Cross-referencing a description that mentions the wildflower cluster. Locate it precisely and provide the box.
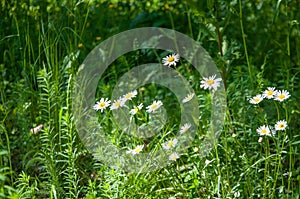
[92,53,223,162]
[93,90,164,156]
[249,87,290,104]
[249,87,290,141]
[161,53,221,161]
[162,53,222,92]
[93,90,138,112]
[256,119,288,142]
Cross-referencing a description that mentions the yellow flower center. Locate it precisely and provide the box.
[254,98,260,102]
[99,102,106,108]
[168,57,174,62]
[170,155,176,160]
[134,147,142,153]
[150,104,158,110]
[167,141,174,147]
[125,93,133,99]
[267,90,273,96]
[206,79,215,85]
[115,101,121,107]
[261,129,267,134]
[279,124,284,128]
[278,94,285,99]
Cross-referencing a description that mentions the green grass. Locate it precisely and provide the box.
[0,0,300,198]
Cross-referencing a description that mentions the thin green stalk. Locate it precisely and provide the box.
[214,143,225,198]
[270,124,283,198]
[187,9,194,39]
[239,0,252,88]
[287,137,292,195]
[274,101,280,121]
[79,2,91,41]
[168,12,181,56]
[213,2,231,188]
[3,127,13,184]
[265,102,282,198]
[223,118,230,188]
[214,1,236,141]
[214,1,225,82]
[283,103,292,195]
[263,138,270,199]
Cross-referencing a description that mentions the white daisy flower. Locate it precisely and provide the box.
[200,74,222,91]
[127,145,144,155]
[249,94,264,104]
[123,90,138,101]
[275,120,287,131]
[162,138,178,150]
[258,137,263,143]
[129,103,143,115]
[180,123,191,134]
[169,153,180,161]
[93,98,111,112]
[110,97,125,110]
[274,90,290,102]
[146,100,163,113]
[182,93,195,103]
[256,125,273,137]
[262,87,277,99]
[162,53,180,67]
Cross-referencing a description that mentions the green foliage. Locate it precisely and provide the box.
[0,0,299,198]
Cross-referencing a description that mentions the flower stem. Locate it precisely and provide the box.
[239,0,253,88]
